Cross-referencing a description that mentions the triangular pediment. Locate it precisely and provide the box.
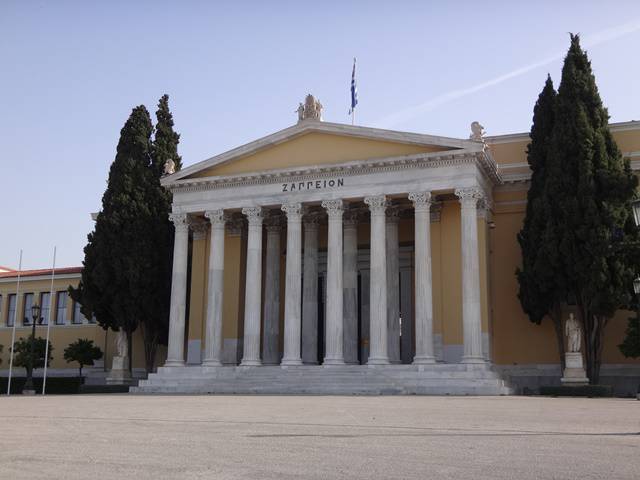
[166,121,474,183]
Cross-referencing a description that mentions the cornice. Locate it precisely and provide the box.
[165,149,502,194]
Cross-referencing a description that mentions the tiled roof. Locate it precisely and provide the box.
[0,267,82,279]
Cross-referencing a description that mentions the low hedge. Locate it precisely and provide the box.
[0,377,83,394]
[539,385,613,397]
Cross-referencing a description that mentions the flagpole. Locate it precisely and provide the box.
[41,246,56,395]
[7,250,23,395]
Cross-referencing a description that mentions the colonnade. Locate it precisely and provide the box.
[165,188,486,368]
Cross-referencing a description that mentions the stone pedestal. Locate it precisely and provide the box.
[561,352,588,385]
[107,356,134,385]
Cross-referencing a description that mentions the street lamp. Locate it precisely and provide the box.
[22,304,43,394]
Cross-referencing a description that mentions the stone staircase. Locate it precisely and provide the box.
[131,364,514,395]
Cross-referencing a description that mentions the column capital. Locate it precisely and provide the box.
[364,195,386,216]
[321,199,344,218]
[190,220,209,241]
[455,187,484,208]
[169,213,189,232]
[264,211,283,233]
[204,209,227,226]
[408,191,432,212]
[281,202,303,220]
[242,206,264,226]
[385,204,401,224]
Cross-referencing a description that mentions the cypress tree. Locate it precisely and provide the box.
[546,34,638,383]
[516,75,566,367]
[70,106,155,368]
[153,94,182,173]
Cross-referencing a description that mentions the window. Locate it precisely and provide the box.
[7,294,16,327]
[56,291,67,325]
[40,292,50,326]
[23,293,34,325]
[72,300,85,324]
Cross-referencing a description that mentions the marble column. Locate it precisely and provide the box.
[281,203,304,366]
[409,192,436,364]
[455,187,485,363]
[262,214,282,365]
[386,207,401,363]
[343,209,359,364]
[202,209,226,367]
[365,195,390,365]
[240,207,264,366]
[302,215,319,364]
[321,199,345,365]
[165,213,190,367]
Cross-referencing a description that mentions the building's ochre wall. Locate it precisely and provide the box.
[0,275,148,371]
[488,125,640,168]
[188,132,454,178]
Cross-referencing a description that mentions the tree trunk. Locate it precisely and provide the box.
[551,305,566,372]
[577,299,608,385]
[127,330,133,373]
[141,323,159,374]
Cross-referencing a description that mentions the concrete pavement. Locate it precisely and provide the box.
[0,395,638,479]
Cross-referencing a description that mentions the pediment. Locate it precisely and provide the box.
[167,122,474,183]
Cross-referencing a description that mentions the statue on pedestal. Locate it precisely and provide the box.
[107,328,133,386]
[561,313,589,385]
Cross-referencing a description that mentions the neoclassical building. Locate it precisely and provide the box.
[133,97,640,394]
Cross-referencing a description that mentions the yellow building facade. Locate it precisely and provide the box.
[0,268,148,380]
[3,101,638,394]
[135,100,640,394]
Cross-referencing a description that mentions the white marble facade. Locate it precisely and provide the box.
[161,121,497,369]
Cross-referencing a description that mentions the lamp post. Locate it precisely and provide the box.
[22,304,43,394]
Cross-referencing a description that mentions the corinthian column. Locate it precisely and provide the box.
[386,206,401,363]
[202,209,226,367]
[302,214,319,364]
[365,194,390,365]
[455,187,485,363]
[240,207,264,366]
[165,213,190,367]
[409,192,436,364]
[321,199,345,365]
[343,209,359,364]
[281,203,303,366]
[262,214,282,365]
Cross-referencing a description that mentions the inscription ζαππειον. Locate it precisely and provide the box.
[282,178,344,192]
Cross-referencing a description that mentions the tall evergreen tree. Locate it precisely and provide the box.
[516,75,566,367]
[545,34,638,383]
[70,105,155,367]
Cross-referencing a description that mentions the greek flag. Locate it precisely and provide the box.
[349,58,358,114]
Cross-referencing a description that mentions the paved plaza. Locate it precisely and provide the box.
[0,395,638,479]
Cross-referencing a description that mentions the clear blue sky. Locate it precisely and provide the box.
[2,1,640,269]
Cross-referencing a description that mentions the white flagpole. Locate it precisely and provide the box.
[7,250,23,395]
[41,246,56,395]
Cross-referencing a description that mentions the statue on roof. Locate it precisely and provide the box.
[163,158,176,176]
[470,121,486,142]
[297,94,323,123]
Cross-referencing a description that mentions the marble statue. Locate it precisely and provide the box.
[164,158,176,176]
[298,94,323,122]
[296,102,305,122]
[116,329,128,358]
[565,313,581,353]
[470,121,486,142]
